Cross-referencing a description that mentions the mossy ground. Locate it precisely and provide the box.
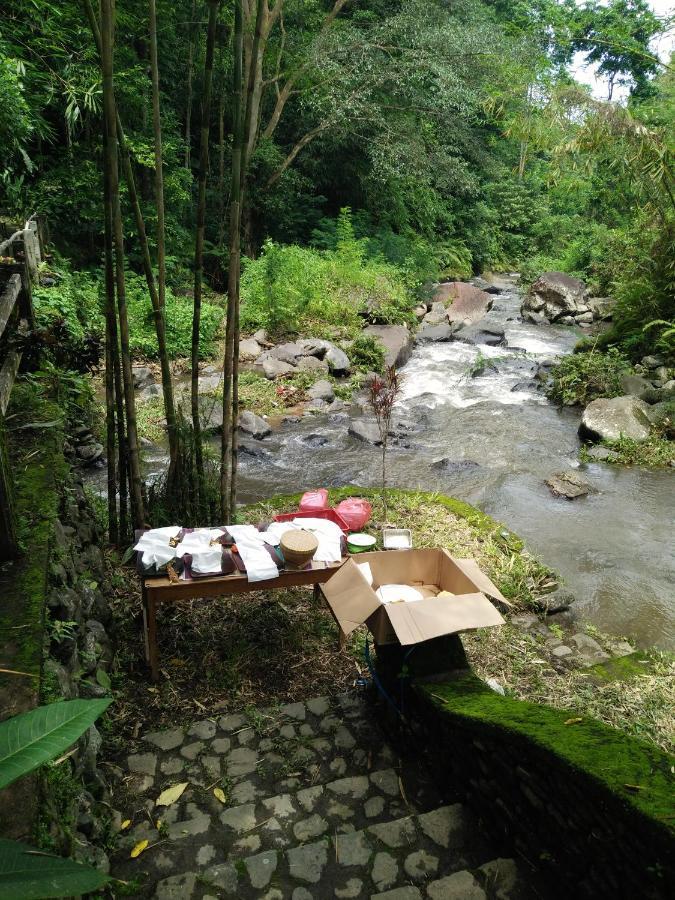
[0,384,66,678]
[425,672,675,830]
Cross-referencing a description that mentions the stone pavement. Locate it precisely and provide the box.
[111,692,532,898]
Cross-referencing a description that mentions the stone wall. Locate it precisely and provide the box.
[406,673,675,900]
[40,472,119,874]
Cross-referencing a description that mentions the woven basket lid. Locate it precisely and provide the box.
[280,529,319,555]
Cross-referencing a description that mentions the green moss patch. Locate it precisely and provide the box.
[424,673,675,830]
[0,386,66,678]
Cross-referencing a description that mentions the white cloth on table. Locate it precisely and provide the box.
[134,525,182,569]
[227,524,279,582]
[261,517,343,564]
[176,528,226,576]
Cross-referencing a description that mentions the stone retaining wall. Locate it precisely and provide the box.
[407,673,675,900]
[40,472,119,874]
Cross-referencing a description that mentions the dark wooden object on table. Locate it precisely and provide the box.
[141,562,344,681]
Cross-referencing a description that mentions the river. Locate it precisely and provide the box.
[91,276,675,649]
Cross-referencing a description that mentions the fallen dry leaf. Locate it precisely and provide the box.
[155,782,188,807]
[120,819,132,831]
[564,717,583,725]
[130,839,149,858]
[213,787,226,804]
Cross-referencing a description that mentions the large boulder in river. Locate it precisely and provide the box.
[363,324,413,368]
[434,282,493,326]
[416,323,456,343]
[453,323,505,347]
[523,272,590,323]
[348,419,382,445]
[238,410,271,439]
[579,396,652,443]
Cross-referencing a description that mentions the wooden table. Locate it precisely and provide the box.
[141,561,344,681]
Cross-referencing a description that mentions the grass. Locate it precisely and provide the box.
[462,624,674,754]
[580,433,674,467]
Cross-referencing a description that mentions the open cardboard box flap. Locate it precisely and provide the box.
[322,548,506,645]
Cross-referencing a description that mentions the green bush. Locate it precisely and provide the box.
[349,335,386,373]
[32,263,223,363]
[125,273,223,360]
[241,210,413,336]
[547,348,631,406]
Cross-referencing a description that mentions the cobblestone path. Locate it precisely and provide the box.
[111,692,532,899]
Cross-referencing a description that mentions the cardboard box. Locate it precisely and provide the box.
[321,549,506,646]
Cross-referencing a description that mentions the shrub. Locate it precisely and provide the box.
[547,348,631,406]
[350,335,386,373]
[124,273,223,360]
[32,263,223,363]
[241,210,413,337]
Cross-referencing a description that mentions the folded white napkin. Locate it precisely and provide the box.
[227,525,279,582]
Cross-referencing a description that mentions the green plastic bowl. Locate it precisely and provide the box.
[347,533,377,554]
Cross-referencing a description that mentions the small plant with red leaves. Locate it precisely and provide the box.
[367,365,402,523]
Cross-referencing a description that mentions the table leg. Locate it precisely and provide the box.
[143,588,160,682]
[312,583,320,602]
[338,629,347,650]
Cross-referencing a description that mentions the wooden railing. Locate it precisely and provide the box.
[0,217,40,560]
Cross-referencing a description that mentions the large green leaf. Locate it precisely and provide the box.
[0,699,111,790]
[0,838,109,899]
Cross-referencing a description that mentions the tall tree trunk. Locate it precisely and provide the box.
[221,0,244,522]
[113,329,128,542]
[84,0,179,490]
[103,127,118,545]
[191,0,220,513]
[185,0,198,169]
[217,89,227,250]
[148,0,180,487]
[222,0,265,519]
[101,0,145,529]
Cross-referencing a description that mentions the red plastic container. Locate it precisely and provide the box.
[273,508,350,534]
[335,498,372,531]
[299,489,329,512]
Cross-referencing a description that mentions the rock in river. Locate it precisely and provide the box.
[453,323,505,346]
[348,420,382,445]
[132,365,155,390]
[522,271,590,322]
[579,396,652,443]
[239,337,261,360]
[585,445,620,462]
[416,323,456,343]
[545,471,595,500]
[431,458,480,473]
[238,410,271,439]
[434,282,493,325]
[363,324,413,368]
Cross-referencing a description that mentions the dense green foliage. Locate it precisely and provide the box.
[32,263,222,362]
[547,348,631,406]
[0,0,671,356]
[240,210,414,336]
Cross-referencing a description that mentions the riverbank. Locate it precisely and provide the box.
[102,488,673,756]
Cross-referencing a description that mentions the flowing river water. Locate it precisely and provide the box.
[91,276,675,649]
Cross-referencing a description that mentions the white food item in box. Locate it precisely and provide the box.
[376,584,423,604]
